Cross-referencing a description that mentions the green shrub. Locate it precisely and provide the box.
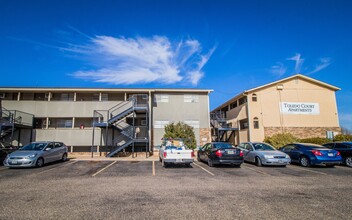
[334,134,352,141]
[264,133,299,149]
[299,137,330,145]
[163,122,197,149]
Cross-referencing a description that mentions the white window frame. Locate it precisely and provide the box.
[154,120,169,129]
[154,94,169,103]
[184,120,200,128]
[184,94,199,103]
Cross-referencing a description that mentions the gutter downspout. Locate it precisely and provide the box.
[243,92,251,142]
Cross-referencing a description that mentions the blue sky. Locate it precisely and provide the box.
[1,0,351,130]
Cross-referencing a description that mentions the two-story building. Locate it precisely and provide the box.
[211,74,341,144]
[0,88,212,156]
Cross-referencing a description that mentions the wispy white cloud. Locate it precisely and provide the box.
[286,53,304,73]
[64,35,215,86]
[306,57,332,75]
[269,54,332,77]
[269,62,287,77]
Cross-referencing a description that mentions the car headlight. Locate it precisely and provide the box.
[25,154,37,159]
[264,155,274,159]
[285,154,290,159]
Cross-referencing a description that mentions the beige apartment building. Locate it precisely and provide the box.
[211,74,341,144]
[0,88,212,156]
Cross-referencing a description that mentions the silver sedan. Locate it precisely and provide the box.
[238,142,290,167]
[3,141,68,168]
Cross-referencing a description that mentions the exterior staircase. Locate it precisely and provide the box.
[0,106,34,146]
[210,111,239,142]
[92,94,149,157]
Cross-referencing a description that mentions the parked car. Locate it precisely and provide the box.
[159,138,194,167]
[280,143,342,167]
[323,142,352,167]
[197,142,244,167]
[3,141,68,168]
[0,142,17,165]
[238,142,290,167]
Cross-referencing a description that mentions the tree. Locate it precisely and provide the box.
[163,122,197,149]
[341,127,352,135]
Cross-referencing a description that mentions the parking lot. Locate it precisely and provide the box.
[1,159,352,220]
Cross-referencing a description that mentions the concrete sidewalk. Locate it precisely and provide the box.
[68,153,159,162]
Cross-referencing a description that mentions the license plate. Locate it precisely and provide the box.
[11,160,18,164]
[176,159,182,162]
[328,153,333,157]
[227,150,234,154]
[278,160,283,163]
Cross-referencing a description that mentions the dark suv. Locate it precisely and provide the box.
[323,142,352,167]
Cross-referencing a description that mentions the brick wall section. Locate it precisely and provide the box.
[199,128,211,146]
[264,127,341,139]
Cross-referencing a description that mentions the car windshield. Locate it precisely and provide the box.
[213,143,234,149]
[19,143,47,151]
[253,143,275,151]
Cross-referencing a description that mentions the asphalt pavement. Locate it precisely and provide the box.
[0,159,351,220]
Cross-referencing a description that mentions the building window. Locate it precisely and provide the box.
[74,118,93,128]
[184,120,200,128]
[252,94,257,102]
[230,101,238,109]
[184,95,199,103]
[154,120,169,128]
[239,97,247,105]
[253,117,259,129]
[154,94,169,103]
[51,93,74,101]
[34,118,46,129]
[239,119,249,129]
[101,93,108,101]
[48,118,73,128]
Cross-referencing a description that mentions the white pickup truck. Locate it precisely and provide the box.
[159,139,194,167]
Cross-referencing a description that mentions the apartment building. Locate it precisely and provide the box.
[0,88,212,156]
[211,74,341,144]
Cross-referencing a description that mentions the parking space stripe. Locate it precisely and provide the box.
[152,161,155,176]
[287,165,329,175]
[36,161,78,175]
[92,161,117,177]
[193,162,215,176]
[242,164,271,176]
[0,167,8,171]
[335,166,352,171]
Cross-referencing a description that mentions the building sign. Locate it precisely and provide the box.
[280,102,320,115]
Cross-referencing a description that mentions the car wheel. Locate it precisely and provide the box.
[345,157,352,167]
[36,158,44,167]
[299,156,310,167]
[159,157,162,162]
[162,160,167,168]
[61,153,67,162]
[255,157,262,167]
[207,159,214,167]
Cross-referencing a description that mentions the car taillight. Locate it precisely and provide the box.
[163,152,167,158]
[337,151,341,156]
[191,150,195,157]
[311,150,323,156]
[239,150,243,157]
[215,150,222,157]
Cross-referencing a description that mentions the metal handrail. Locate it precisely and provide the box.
[1,107,34,126]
